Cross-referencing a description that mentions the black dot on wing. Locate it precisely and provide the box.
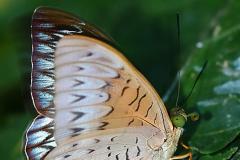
[126,79,131,83]
[64,154,71,158]
[110,136,117,142]
[86,52,93,56]
[88,149,95,154]
[72,143,77,147]
[135,137,138,144]
[78,66,84,70]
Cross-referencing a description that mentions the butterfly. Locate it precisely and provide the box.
[24,7,194,160]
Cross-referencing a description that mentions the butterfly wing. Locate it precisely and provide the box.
[25,7,175,160]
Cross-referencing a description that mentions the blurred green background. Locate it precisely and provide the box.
[0,0,240,159]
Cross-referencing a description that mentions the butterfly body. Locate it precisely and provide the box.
[25,7,183,160]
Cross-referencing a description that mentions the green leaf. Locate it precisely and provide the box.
[199,147,238,160]
[232,148,240,160]
[181,9,240,155]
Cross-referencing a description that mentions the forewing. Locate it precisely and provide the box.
[25,7,173,160]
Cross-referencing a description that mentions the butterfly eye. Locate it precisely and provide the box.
[188,112,200,121]
[170,107,187,127]
[171,115,186,128]
[170,107,199,127]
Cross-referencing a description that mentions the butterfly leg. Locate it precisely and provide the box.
[180,142,191,150]
[170,143,192,160]
[170,152,192,160]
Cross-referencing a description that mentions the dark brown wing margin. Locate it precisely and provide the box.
[26,7,113,160]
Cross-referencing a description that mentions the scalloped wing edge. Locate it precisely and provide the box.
[26,7,114,159]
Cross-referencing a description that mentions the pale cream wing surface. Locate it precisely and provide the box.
[44,35,173,159]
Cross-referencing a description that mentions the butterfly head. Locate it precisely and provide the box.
[170,107,199,128]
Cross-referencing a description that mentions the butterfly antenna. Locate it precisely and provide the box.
[162,13,181,103]
[175,13,181,107]
[175,72,181,106]
[177,13,181,55]
[180,61,208,106]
